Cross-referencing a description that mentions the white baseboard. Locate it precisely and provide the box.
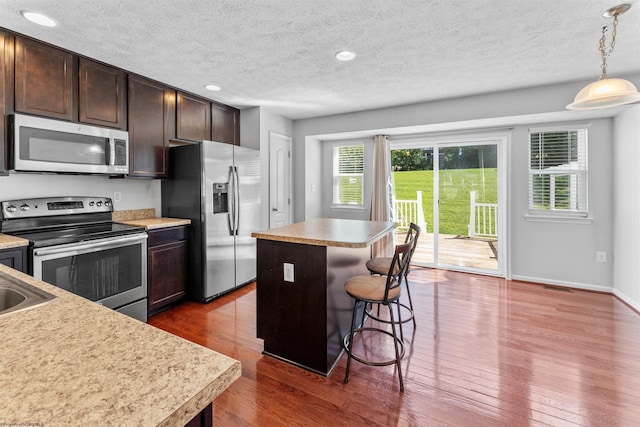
[612,288,640,313]
[510,275,613,293]
[510,275,640,314]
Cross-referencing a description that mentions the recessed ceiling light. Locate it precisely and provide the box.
[205,84,221,91]
[335,50,357,62]
[20,10,57,27]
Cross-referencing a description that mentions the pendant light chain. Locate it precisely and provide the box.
[599,14,619,79]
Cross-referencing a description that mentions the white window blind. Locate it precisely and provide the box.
[528,127,588,216]
[333,144,364,206]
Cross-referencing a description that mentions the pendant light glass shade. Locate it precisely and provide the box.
[566,77,640,110]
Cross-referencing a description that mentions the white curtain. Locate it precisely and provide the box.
[371,134,394,258]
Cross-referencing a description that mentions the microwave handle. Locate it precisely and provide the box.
[106,139,114,166]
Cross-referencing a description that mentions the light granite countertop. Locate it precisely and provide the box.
[0,264,240,426]
[113,209,191,230]
[251,218,397,248]
[0,234,29,250]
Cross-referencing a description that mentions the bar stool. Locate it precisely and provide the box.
[343,239,414,391]
[365,223,421,338]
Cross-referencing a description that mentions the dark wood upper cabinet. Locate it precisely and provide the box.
[127,75,175,178]
[176,92,211,142]
[0,31,13,175]
[79,58,126,129]
[14,36,75,121]
[211,103,240,146]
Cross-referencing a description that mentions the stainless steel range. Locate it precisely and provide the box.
[0,196,148,321]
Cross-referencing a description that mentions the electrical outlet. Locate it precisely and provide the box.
[114,192,121,202]
[596,251,607,263]
[283,263,294,282]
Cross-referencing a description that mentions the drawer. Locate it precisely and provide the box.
[147,226,187,247]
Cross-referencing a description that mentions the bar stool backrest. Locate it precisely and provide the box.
[404,223,421,276]
[383,238,414,301]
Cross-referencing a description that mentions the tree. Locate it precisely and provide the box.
[391,148,432,171]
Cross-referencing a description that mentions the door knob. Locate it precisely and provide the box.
[272,208,278,212]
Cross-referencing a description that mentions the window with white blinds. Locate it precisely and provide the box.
[333,143,364,206]
[528,126,588,216]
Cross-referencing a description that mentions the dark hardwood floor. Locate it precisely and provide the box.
[148,268,640,426]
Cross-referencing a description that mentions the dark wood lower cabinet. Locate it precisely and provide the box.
[0,247,27,273]
[185,403,212,427]
[147,226,187,316]
[256,239,369,375]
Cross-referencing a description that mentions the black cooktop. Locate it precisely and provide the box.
[10,222,145,248]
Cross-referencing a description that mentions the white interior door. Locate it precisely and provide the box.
[269,131,292,228]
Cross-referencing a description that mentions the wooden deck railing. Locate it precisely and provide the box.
[468,190,497,238]
[392,191,427,231]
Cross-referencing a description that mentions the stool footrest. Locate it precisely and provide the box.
[343,327,405,367]
[366,302,414,326]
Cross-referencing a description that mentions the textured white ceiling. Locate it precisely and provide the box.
[0,0,639,120]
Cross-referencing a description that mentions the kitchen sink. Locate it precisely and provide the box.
[0,274,57,317]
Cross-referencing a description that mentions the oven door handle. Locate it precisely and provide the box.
[33,234,148,257]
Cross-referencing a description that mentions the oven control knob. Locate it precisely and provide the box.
[6,205,17,213]
[20,204,30,211]
[105,201,112,207]
[96,201,103,207]
[89,201,95,206]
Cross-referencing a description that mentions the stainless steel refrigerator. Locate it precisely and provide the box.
[161,140,261,302]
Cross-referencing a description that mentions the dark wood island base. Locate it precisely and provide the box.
[253,218,396,375]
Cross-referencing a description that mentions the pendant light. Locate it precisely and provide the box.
[566,4,640,110]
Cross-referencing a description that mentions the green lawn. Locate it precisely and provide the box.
[392,168,498,235]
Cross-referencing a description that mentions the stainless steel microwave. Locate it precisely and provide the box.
[10,114,129,175]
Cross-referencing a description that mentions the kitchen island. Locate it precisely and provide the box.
[252,218,396,375]
[0,264,240,426]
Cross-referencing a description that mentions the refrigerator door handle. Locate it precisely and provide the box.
[233,166,240,235]
[227,166,234,236]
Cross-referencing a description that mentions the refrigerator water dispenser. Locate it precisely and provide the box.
[212,183,228,214]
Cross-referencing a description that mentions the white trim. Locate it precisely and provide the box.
[529,123,591,133]
[613,288,640,313]
[524,214,593,224]
[330,204,366,211]
[391,130,511,148]
[511,274,612,293]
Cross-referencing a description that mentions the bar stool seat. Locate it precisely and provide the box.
[344,274,401,301]
[365,257,398,275]
[343,239,414,392]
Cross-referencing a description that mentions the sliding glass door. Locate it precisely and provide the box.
[391,146,435,264]
[437,143,499,272]
[391,134,506,276]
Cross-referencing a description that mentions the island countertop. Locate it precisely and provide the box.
[0,264,240,426]
[251,218,396,248]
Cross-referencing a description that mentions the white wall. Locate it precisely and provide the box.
[304,136,322,220]
[613,104,640,312]
[240,106,293,230]
[321,137,374,220]
[0,173,161,213]
[291,74,640,295]
[508,119,613,291]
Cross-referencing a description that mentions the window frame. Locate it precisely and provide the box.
[527,124,589,219]
[332,142,365,208]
